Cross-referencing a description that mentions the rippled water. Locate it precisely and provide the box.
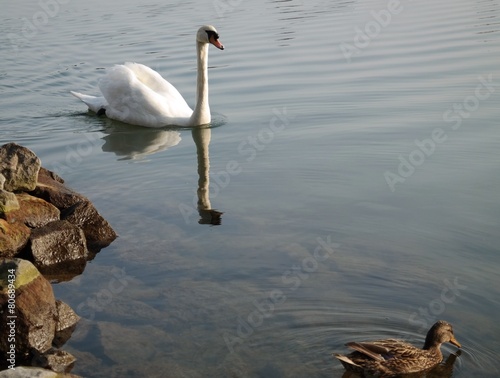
[1,0,499,377]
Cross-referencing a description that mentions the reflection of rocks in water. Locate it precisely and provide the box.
[89,296,164,323]
[70,322,182,378]
[100,123,181,160]
[70,319,251,378]
[98,322,172,365]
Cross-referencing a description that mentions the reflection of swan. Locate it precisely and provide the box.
[192,127,223,225]
[101,122,181,159]
[71,25,224,128]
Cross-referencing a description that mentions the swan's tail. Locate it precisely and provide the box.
[70,91,108,113]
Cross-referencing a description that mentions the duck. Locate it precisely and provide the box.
[71,25,224,128]
[334,320,461,377]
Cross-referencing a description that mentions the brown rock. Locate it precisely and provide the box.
[30,221,88,278]
[0,258,56,359]
[0,219,30,258]
[0,143,41,192]
[32,168,86,210]
[61,201,117,253]
[33,168,117,254]
[4,193,60,228]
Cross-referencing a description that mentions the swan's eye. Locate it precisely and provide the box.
[205,30,219,40]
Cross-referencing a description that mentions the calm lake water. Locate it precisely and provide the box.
[1,0,499,376]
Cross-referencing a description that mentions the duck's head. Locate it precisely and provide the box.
[197,25,224,50]
[424,320,461,349]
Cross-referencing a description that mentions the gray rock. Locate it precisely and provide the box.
[30,221,88,278]
[0,143,41,192]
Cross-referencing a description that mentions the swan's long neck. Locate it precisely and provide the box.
[190,41,210,126]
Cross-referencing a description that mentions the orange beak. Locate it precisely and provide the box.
[209,35,224,50]
[449,335,461,348]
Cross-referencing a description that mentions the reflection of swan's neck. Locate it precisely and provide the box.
[190,42,210,126]
[193,127,211,210]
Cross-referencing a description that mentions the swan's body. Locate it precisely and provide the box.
[71,25,224,128]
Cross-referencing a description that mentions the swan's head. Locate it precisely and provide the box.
[197,25,224,50]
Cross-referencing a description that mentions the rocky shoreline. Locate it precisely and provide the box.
[0,143,117,376]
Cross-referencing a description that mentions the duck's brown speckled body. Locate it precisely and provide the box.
[334,320,461,377]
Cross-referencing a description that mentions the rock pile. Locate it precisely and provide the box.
[0,142,116,279]
[0,142,117,376]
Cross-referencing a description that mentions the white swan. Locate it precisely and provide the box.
[71,25,224,128]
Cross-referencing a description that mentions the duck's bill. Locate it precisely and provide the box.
[209,36,224,50]
[450,336,461,348]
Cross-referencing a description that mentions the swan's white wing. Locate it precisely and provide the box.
[123,63,190,104]
[98,63,193,127]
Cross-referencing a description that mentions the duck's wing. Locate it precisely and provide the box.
[346,342,389,361]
